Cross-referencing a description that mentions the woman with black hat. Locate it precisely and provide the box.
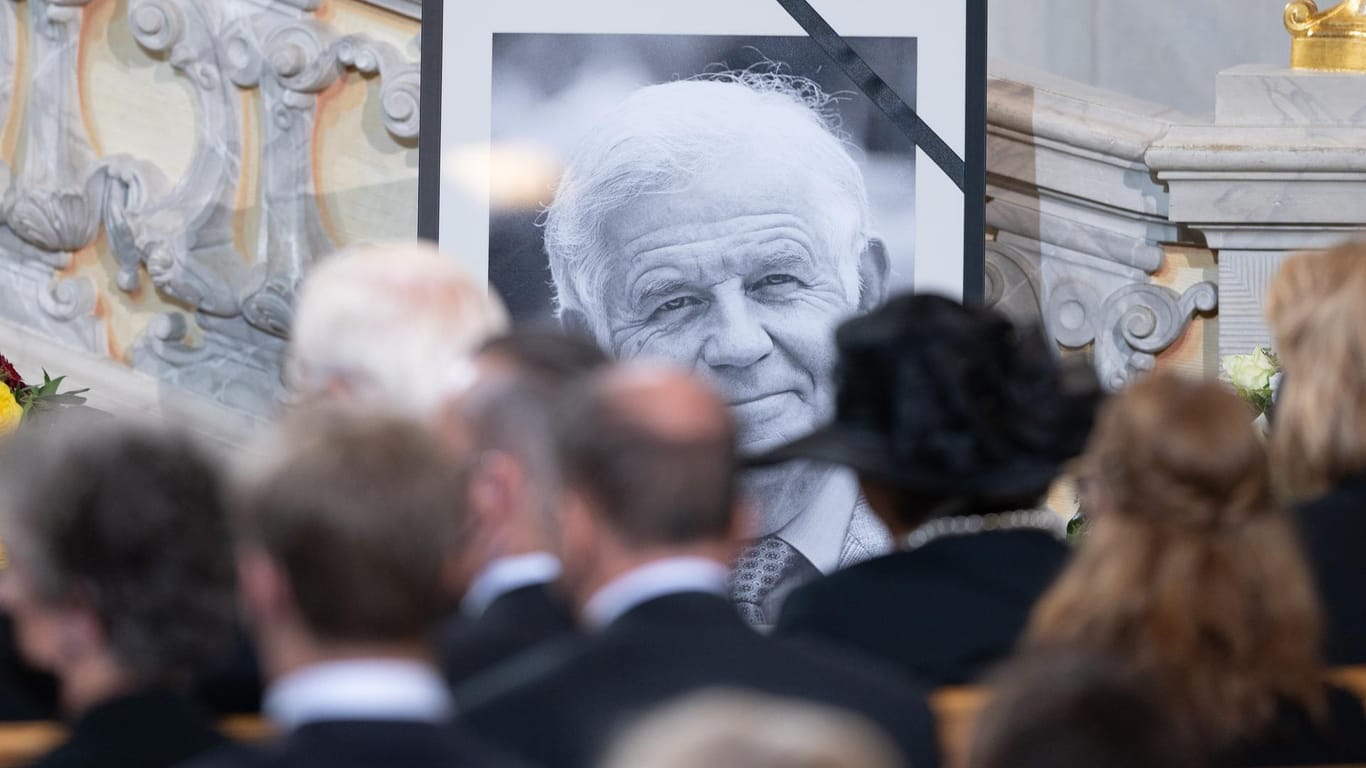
[761,293,1099,687]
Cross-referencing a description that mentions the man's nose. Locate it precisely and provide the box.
[701,290,773,369]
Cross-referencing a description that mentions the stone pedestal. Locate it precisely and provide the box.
[1148,64,1366,360]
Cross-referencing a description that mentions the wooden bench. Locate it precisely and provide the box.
[0,715,270,768]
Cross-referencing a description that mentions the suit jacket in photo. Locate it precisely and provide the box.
[460,591,939,768]
[440,582,577,687]
[1294,473,1366,665]
[187,721,520,768]
[31,689,227,768]
[776,529,1071,687]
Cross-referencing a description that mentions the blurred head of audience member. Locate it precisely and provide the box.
[552,364,740,616]
[1027,373,1325,752]
[442,330,609,591]
[602,689,904,768]
[1265,243,1366,670]
[435,330,608,686]
[0,421,235,715]
[968,650,1201,768]
[234,408,468,717]
[286,241,508,417]
[756,293,1099,538]
[0,420,235,767]
[1265,242,1366,502]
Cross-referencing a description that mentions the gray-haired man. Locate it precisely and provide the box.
[544,73,892,625]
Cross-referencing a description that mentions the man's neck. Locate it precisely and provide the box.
[577,547,732,629]
[462,551,562,616]
[262,647,452,730]
[263,636,435,684]
[60,656,137,717]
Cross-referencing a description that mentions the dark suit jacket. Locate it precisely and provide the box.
[186,720,518,768]
[0,614,58,720]
[1214,685,1366,767]
[1294,473,1366,665]
[776,529,1071,687]
[31,689,226,768]
[461,591,939,768]
[440,583,577,687]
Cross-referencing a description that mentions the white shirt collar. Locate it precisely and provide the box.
[776,469,859,573]
[461,551,562,618]
[583,557,730,630]
[263,659,453,730]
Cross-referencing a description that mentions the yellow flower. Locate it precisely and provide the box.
[0,384,22,438]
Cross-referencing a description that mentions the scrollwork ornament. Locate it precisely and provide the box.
[1095,282,1218,390]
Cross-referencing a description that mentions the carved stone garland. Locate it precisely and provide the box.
[0,0,422,417]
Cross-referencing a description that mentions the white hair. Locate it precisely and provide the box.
[602,689,903,768]
[287,241,508,417]
[544,71,872,338]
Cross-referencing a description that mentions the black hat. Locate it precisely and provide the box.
[749,294,1102,499]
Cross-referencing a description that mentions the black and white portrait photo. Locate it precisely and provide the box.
[483,34,919,622]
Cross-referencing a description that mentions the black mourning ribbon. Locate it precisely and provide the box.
[773,0,967,192]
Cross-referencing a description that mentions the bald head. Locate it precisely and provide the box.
[556,365,738,547]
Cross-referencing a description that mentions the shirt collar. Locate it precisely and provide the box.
[263,659,453,731]
[461,551,562,618]
[776,469,859,573]
[583,557,730,630]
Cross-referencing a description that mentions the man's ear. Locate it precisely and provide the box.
[468,451,524,556]
[237,547,291,629]
[857,237,891,312]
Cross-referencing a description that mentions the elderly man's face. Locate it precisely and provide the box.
[593,148,869,453]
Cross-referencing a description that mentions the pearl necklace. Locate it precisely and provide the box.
[899,509,1065,551]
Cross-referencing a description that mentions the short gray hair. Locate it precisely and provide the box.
[544,71,871,337]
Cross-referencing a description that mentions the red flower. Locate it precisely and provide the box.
[0,354,26,391]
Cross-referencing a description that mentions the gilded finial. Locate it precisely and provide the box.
[1286,0,1366,72]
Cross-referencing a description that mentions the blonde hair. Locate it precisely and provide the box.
[1027,374,1325,750]
[602,689,903,768]
[287,241,508,417]
[1265,243,1366,500]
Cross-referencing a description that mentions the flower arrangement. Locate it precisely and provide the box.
[1221,347,1281,417]
[0,353,89,439]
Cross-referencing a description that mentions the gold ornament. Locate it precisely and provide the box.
[1286,0,1366,72]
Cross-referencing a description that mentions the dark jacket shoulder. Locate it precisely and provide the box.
[441,583,577,687]
[1215,685,1366,767]
[1294,474,1366,665]
[183,721,522,768]
[32,690,225,768]
[464,592,938,768]
[777,529,1070,686]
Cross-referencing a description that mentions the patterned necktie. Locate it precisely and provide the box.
[729,536,820,629]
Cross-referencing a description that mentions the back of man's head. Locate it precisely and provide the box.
[287,241,508,416]
[476,328,608,388]
[554,366,737,547]
[235,407,468,645]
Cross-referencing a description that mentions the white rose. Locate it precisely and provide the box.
[1224,349,1277,392]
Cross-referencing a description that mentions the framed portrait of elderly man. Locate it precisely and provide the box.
[420,0,987,625]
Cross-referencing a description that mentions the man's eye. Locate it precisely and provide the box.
[755,274,801,288]
[654,296,701,315]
